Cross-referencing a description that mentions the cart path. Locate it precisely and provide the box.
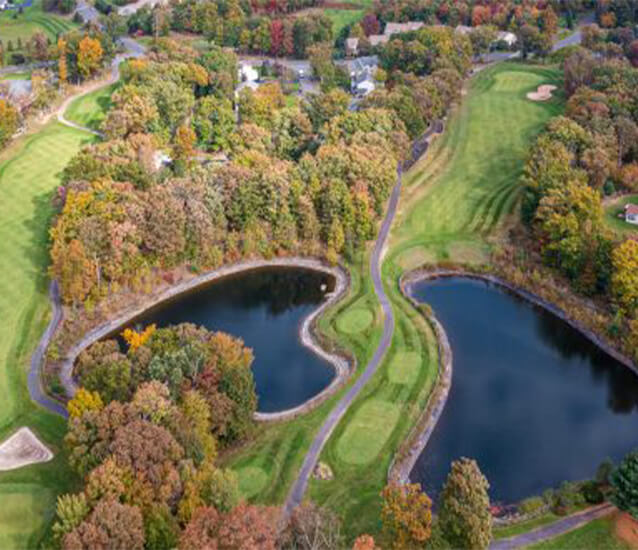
[284,123,443,515]
[490,503,615,550]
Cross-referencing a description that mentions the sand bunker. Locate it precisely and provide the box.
[527,84,557,101]
[0,427,53,470]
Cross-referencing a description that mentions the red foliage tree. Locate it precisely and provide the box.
[270,19,285,56]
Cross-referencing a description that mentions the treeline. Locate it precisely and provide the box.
[521,47,638,360]
[128,0,333,58]
[372,0,565,31]
[49,38,428,307]
[55,322,277,549]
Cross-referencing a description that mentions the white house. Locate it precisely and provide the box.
[496,31,518,47]
[625,204,638,225]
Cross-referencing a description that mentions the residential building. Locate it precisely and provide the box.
[625,204,638,225]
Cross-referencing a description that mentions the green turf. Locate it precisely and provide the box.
[236,466,268,500]
[0,122,94,546]
[0,1,76,44]
[604,194,638,238]
[336,400,401,465]
[529,516,630,550]
[336,307,374,335]
[387,351,421,386]
[64,82,118,131]
[390,63,563,268]
[0,72,31,81]
[324,8,364,35]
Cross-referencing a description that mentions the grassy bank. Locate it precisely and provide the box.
[530,515,630,550]
[64,82,118,131]
[0,1,76,43]
[0,122,94,547]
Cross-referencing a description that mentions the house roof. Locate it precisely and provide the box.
[346,38,359,51]
[369,34,390,46]
[383,21,424,35]
[625,204,638,215]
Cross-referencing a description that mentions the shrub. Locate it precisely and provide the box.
[603,180,616,196]
[581,481,604,504]
[519,496,546,515]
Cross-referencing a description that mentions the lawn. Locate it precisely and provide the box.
[0,1,77,44]
[530,516,630,550]
[389,63,563,269]
[604,194,638,238]
[64,82,118,130]
[0,122,94,546]
[324,8,365,35]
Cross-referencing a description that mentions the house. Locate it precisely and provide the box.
[383,21,424,35]
[625,204,638,225]
[349,56,378,97]
[345,38,359,57]
[369,34,390,47]
[496,31,517,47]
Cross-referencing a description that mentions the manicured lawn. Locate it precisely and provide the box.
[0,1,76,44]
[604,194,638,238]
[0,122,93,546]
[324,8,364,35]
[0,72,31,80]
[530,516,630,550]
[65,82,118,130]
[390,63,563,269]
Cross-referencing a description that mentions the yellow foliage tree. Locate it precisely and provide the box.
[612,239,638,315]
[381,483,432,549]
[77,35,104,80]
[122,324,156,352]
[57,38,67,88]
[67,388,104,418]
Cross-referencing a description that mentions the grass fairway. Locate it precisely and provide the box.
[0,122,93,546]
[529,516,630,550]
[390,63,563,267]
[0,1,76,43]
[604,194,638,238]
[65,82,118,131]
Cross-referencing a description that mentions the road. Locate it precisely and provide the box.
[490,503,615,549]
[28,37,146,418]
[284,123,443,515]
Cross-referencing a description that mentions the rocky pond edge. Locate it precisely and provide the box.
[388,267,638,487]
[46,257,353,422]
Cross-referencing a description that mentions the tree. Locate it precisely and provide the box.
[469,26,497,62]
[68,388,104,419]
[52,493,90,543]
[122,324,156,353]
[179,504,279,550]
[611,239,638,314]
[63,499,144,550]
[29,31,49,61]
[439,458,492,550]
[380,483,432,549]
[353,534,378,550]
[280,502,343,549]
[51,239,94,307]
[611,450,638,519]
[77,35,104,80]
[0,98,19,149]
[58,37,68,88]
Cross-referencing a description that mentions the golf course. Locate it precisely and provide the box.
[0,122,94,546]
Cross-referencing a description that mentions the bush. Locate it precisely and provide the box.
[581,481,604,504]
[603,180,616,196]
[519,496,546,515]
[552,481,585,515]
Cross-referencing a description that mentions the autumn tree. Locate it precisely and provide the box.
[77,35,104,80]
[63,498,145,550]
[439,458,492,550]
[68,388,104,419]
[280,502,343,549]
[51,239,94,307]
[52,493,90,543]
[611,239,638,315]
[0,99,19,149]
[58,38,68,88]
[353,534,378,550]
[179,504,279,550]
[381,483,432,549]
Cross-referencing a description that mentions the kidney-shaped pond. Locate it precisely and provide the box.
[409,277,638,504]
[120,267,336,413]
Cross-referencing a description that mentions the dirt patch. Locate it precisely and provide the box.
[0,427,53,471]
[615,512,638,549]
[527,84,557,102]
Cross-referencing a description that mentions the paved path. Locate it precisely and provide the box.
[490,503,615,549]
[283,124,442,515]
[27,37,146,419]
[56,37,146,136]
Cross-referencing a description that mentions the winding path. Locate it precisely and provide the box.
[490,503,615,549]
[284,124,442,514]
[26,37,146,418]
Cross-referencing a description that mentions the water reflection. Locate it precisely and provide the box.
[410,277,638,503]
[121,267,336,412]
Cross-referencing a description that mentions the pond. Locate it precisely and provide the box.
[120,267,336,413]
[409,277,638,504]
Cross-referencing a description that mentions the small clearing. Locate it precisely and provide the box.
[0,428,53,471]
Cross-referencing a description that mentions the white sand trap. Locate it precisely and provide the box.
[527,84,557,101]
[0,427,53,470]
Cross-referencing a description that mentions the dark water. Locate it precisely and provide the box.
[410,277,638,504]
[120,267,336,412]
